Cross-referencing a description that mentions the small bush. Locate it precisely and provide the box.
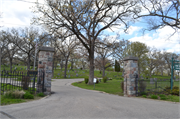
[4,90,25,99]
[23,92,34,99]
[142,95,146,98]
[13,90,25,99]
[84,78,89,84]
[121,81,124,92]
[151,95,158,99]
[140,92,147,96]
[160,97,167,100]
[159,94,166,98]
[171,86,179,96]
[164,86,171,94]
[109,78,112,80]
[103,77,107,83]
[37,92,45,97]
[4,91,14,99]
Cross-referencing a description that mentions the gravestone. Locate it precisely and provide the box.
[123,56,138,97]
[37,46,55,95]
[154,78,157,81]
[150,78,154,84]
[76,73,78,77]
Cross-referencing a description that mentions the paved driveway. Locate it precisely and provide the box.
[1,79,180,119]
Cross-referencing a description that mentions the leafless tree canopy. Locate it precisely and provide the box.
[33,0,140,84]
[134,0,180,33]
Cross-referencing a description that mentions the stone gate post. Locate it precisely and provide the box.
[37,46,55,95]
[123,56,138,97]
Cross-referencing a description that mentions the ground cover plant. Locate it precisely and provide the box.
[1,89,45,105]
[0,83,44,105]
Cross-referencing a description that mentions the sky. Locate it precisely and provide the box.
[0,0,180,55]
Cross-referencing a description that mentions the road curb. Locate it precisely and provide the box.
[0,111,16,119]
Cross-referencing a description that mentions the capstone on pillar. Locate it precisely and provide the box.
[37,46,55,95]
[123,56,138,97]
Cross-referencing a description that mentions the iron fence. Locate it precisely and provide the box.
[0,70,42,94]
[137,78,178,95]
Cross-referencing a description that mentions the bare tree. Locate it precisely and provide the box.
[134,0,180,34]
[95,37,115,77]
[154,50,165,76]
[54,35,79,78]
[33,0,141,84]
[147,47,158,76]
[112,39,130,68]
[1,29,19,72]
[12,27,48,70]
[0,31,8,66]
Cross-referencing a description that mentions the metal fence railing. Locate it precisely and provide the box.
[0,70,40,94]
[137,78,179,95]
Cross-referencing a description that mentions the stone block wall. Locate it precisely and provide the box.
[37,47,54,95]
[123,56,138,97]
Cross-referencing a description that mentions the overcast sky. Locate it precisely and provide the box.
[0,0,180,54]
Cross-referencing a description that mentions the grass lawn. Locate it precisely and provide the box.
[72,79,124,96]
[1,94,43,105]
[53,68,123,79]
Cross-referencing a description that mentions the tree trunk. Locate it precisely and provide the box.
[27,55,31,70]
[149,68,152,77]
[102,67,105,78]
[161,67,163,76]
[60,60,63,71]
[102,58,105,77]
[10,58,12,72]
[64,58,68,78]
[71,59,74,70]
[88,44,94,85]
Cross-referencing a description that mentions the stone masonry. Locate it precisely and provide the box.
[37,47,55,95]
[123,56,138,97]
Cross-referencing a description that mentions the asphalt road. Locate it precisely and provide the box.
[1,79,180,119]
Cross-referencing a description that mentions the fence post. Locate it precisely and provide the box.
[123,56,138,97]
[37,47,55,95]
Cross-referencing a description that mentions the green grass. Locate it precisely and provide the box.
[52,68,123,79]
[1,96,26,105]
[1,94,43,105]
[72,79,123,96]
[0,89,43,105]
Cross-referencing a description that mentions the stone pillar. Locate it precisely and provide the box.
[37,46,55,95]
[123,56,138,97]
